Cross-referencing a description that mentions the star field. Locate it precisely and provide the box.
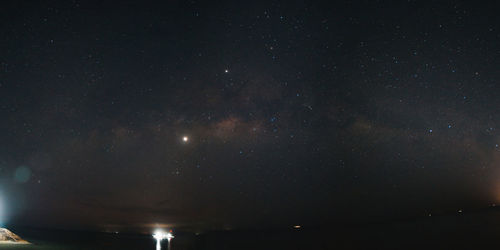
[1,0,500,232]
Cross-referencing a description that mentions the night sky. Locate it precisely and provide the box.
[1,0,500,233]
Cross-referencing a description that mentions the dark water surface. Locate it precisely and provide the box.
[2,228,196,250]
[5,210,500,250]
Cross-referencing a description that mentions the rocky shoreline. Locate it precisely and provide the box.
[0,228,30,244]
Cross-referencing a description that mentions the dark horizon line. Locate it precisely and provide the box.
[6,204,500,236]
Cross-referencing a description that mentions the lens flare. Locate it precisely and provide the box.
[0,196,3,226]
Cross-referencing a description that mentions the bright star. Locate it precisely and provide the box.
[224,69,229,73]
[182,136,189,142]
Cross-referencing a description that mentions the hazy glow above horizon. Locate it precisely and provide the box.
[0,194,3,227]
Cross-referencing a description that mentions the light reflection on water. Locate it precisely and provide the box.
[155,241,172,250]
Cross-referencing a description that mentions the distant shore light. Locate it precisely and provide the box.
[153,230,174,250]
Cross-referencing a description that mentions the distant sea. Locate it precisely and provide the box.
[5,210,500,250]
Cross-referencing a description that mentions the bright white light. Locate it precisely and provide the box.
[153,230,165,240]
[182,136,189,142]
[153,230,174,250]
[224,69,229,73]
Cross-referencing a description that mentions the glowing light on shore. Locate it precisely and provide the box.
[153,230,174,250]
